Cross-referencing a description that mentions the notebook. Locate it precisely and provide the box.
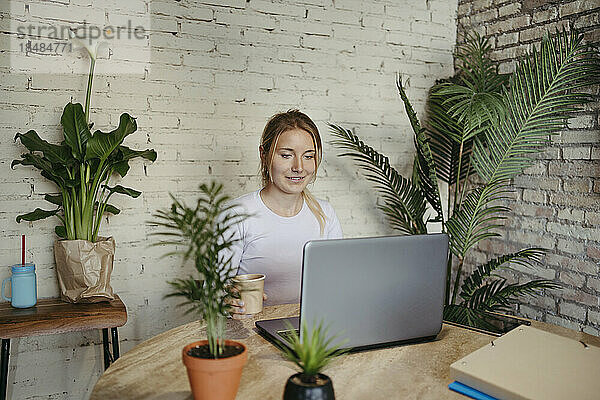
[450,325,600,400]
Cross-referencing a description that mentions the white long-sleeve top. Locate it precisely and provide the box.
[224,190,343,305]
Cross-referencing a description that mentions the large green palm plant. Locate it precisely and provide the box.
[330,29,599,330]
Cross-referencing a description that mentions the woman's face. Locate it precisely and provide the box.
[265,128,317,196]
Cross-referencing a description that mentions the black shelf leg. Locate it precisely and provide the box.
[111,328,120,361]
[102,329,111,370]
[1,339,10,400]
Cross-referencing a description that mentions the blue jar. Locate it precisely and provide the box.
[2,263,37,308]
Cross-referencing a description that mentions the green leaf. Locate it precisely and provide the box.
[11,153,73,188]
[104,203,121,215]
[474,28,600,185]
[119,146,157,162]
[11,153,53,174]
[16,208,60,223]
[329,123,428,235]
[437,32,509,137]
[459,248,546,303]
[60,103,91,161]
[44,194,63,206]
[55,225,67,238]
[446,184,510,258]
[465,278,560,313]
[96,202,121,215]
[443,305,505,334]
[152,182,250,348]
[110,146,157,177]
[85,113,137,162]
[396,76,443,223]
[102,184,141,198]
[111,160,130,177]
[281,320,348,377]
[14,130,74,165]
[425,83,476,184]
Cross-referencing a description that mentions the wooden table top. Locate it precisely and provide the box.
[0,296,127,338]
[90,304,600,400]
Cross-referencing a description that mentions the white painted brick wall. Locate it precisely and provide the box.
[0,0,457,398]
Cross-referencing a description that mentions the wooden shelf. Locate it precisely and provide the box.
[0,296,127,338]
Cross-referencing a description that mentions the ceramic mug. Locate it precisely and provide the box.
[233,274,265,314]
[2,263,37,308]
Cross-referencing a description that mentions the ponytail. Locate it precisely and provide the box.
[302,189,325,236]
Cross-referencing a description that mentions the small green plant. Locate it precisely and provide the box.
[150,182,247,358]
[281,320,348,383]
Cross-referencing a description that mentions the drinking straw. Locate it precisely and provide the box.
[22,234,25,265]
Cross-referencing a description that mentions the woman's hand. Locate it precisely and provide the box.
[227,292,268,320]
[229,299,250,320]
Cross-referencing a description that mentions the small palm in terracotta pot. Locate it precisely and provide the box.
[152,182,249,400]
[281,321,348,400]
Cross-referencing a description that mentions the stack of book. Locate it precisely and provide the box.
[449,325,600,400]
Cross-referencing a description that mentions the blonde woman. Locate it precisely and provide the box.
[227,110,342,318]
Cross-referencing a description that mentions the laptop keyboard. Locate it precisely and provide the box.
[277,329,300,343]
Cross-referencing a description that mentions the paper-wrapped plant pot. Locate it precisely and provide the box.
[54,237,116,303]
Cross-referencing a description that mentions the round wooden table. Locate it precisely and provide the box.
[90,304,600,400]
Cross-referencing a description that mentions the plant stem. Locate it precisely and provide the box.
[88,160,108,242]
[81,54,95,240]
[206,308,224,358]
[80,164,89,240]
[451,257,464,305]
[452,140,465,217]
[61,189,72,239]
[71,186,82,239]
[457,154,473,214]
[84,57,95,125]
[92,167,114,242]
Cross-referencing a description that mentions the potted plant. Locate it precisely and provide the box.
[330,29,599,331]
[151,182,249,400]
[280,321,348,400]
[12,34,156,302]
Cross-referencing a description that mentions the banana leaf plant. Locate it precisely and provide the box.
[330,29,599,331]
[12,37,156,242]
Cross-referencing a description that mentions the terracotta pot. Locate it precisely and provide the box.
[54,237,115,303]
[182,340,248,400]
[283,373,335,400]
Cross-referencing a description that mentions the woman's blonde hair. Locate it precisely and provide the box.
[259,110,326,235]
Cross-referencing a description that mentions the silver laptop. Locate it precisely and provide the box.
[255,233,449,352]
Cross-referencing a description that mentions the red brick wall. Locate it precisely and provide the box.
[457,0,600,335]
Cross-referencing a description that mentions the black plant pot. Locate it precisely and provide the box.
[283,373,335,400]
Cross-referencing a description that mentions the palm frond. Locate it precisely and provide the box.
[425,83,476,184]
[436,32,509,140]
[443,304,506,334]
[396,75,444,223]
[446,183,511,258]
[459,248,546,302]
[475,28,600,184]
[329,123,428,234]
[149,182,249,357]
[466,278,560,313]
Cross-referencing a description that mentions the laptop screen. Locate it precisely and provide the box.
[298,234,449,348]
